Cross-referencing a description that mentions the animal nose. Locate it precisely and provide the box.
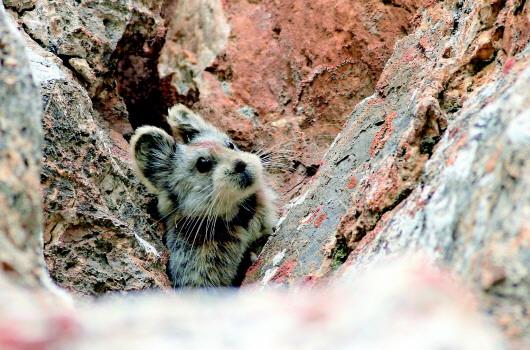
[234,160,247,173]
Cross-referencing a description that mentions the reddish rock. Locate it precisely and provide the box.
[249,2,530,346]
[271,260,297,283]
[314,213,328,229]
[369,111,397,157]
[161,0,430,203]
[346,176,358,189]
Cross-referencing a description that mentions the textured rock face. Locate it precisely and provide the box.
[0,4,45,288]
[35,43,170,294]
[5,3,171,294]
[16,0,131,96]
[160,0,430,201]
[248,0,530,344]
[345,57,530,341]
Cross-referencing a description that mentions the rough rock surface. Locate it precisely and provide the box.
[16,0,131,97]
[3,0,434,294]
[247,0,530,345]
[5,4,171,294]
[0,4,45,288]
[34,40,170,295]
[159,0,431,202]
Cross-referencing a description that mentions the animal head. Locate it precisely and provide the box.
[130,104,264,219]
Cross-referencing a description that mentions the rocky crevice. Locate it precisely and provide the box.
[244,3,529,344]
[4,0,430,295]
[110,7,172,134]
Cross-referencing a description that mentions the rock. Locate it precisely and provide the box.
[158,0,229,99]
[0,4,45,288]
[17,0,131,81]
[21,20,170,295]
[68,58,97,94]
[248,0,530,345]
[159,0,431,202]
[1,0,528,346]
[0,259,506,349]
[0,0,172,295]
[3,0,36,12]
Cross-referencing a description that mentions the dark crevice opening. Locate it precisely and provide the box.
[111,13,172,134]
[107,1,201,136]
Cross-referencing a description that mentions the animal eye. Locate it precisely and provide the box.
[196,157,213,173]
[225,141,236,150]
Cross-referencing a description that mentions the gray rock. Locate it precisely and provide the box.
[21,28,170,295]
[248,0,530,344]
[19,0,131,76]
[345,55,530,341]
[0,4,45,288]
[3,0,36,12]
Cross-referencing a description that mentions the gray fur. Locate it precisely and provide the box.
[130,105,276,287]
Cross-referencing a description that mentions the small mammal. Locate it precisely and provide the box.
[130,105,276,287]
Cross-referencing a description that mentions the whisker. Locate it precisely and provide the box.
[146,183,213,231]
[204,190,221,245]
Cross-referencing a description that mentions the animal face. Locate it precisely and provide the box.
[130,105,264,219]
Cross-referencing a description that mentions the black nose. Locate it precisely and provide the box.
[234,160,247,173]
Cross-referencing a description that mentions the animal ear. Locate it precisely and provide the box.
[167,104,216,143]
[130,126,176,193]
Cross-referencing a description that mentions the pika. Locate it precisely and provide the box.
[130,105,276,287]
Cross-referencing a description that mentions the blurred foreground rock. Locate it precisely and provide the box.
[0,259,506,350]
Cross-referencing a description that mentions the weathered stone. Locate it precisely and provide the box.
[344,55,530,342]
[0,0,173,295]
[248,0,530,345]
[22,27,170,295]
[0,4,45,288]
[68,58,97,93]
[3,0,36,12]
[158,0,229,100]
[18,0,131,79]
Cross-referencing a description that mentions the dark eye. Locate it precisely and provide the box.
[225,140,236,150]
[196,157,213,173]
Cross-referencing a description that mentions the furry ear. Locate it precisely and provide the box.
[167,104,217,143]
[130,126,176,193]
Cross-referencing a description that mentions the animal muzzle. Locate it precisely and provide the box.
[233,159,254,188]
